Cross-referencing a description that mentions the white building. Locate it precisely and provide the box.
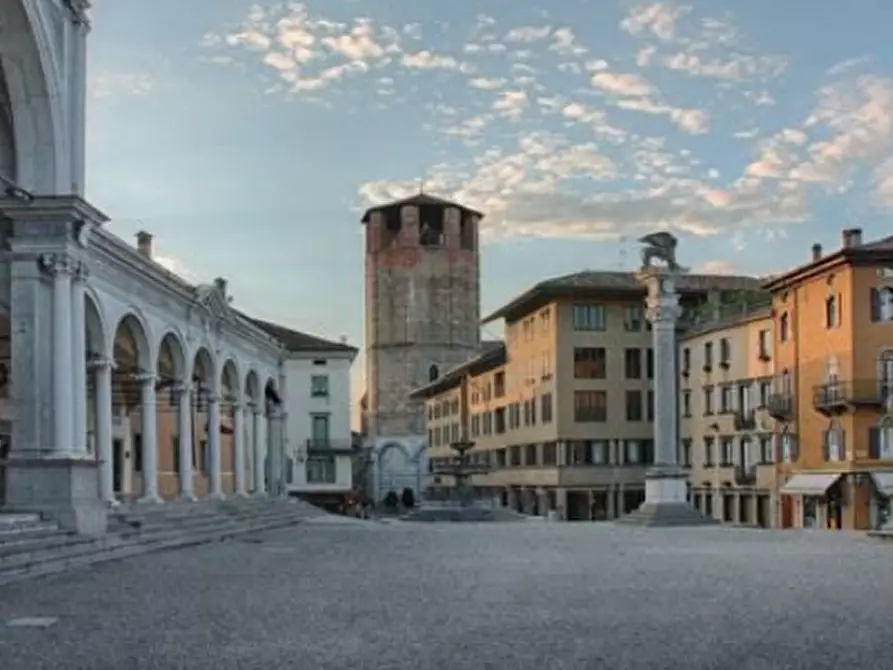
[0,0,346,534]
[251,320,358,506]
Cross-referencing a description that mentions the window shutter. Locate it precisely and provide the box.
[869,426,880,459]
[871,288,881,322]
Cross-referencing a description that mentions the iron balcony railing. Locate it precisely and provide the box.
[734,464,757,486]
[306,438,355,453]
[812,380,891,414]
[767,393,794,421]
[733,411,756,431]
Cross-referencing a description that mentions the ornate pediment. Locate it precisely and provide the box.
[191,278,232,338]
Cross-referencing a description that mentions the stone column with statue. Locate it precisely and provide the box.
[616,232,716,526]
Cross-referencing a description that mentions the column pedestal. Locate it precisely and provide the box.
[616,263,715,528]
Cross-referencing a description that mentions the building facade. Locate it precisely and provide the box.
[362,193,483,501]
[680,298,778,527]
[253,319,358,506]
[0,2,341,533]
[769,230,893,531]
[413,270,763,520]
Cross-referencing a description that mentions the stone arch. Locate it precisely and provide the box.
[111,311,152,373]
[428,364,440,382]
[411,442,427,463]
[263,376,280,411]
[244,369,261,406]
[220,358,241,403]
[0,0,65,193]
[191,346,216,391]
[84,291,108,361]
[156,332,187,381]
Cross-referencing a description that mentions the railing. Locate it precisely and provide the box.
[734,464,757,486]
[733,411,756,431]
[812,380,890,414]
[767,393,794,421]
[306,438,354,452]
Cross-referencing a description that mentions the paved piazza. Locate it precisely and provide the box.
[2,520,893,669]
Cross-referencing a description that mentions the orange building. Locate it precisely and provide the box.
[768,228,893,530]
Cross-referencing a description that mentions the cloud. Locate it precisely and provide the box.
[696,260,736,275]
[90,73,155,98]
[504,26,552,43]
[154,254,198,282]
[469,77,506,90]
[591,72,654,97]
[621,3,691,41]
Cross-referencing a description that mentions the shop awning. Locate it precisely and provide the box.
[780,473,841,496]
[871,472,893,497]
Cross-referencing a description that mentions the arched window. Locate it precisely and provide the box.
[428,364,439,382]
[879,350,893,399]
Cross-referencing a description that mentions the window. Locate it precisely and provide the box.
[876,287,893,322]
[624,440,641,464]
[703,387,714,415]
[647,391,655,422]
[133,433,143,473]
[758,330,771,359]
[779,312,789,342]
[310,375,329,398]
[682,390,691,417]
[306,456,336,483]
[540,308,551,333]
[494,371,505,397]
[720,386,733,413]
[510,446,522,466]
[471,414,480,437]
[703,342,713,369]
[542,443,557,465]
[574,348,607,379]
[541,352,553,380]
[825,295,839,329]
[523,444,537,466]
[759,435,774,464]
[721,437,734,466]
[312,359,327,366]
[591,440,611,465]
[822,427,844,462]
[758,380,771,407]
[572,304,606,331]
[624,348,642,379]
[624,304,644,331]
[574,390,607,422]
[703,437,714,466]
[483,411,493,435]
[682,348,691,374]
[311,414,330,447]
[646,348,654,379]
[680,439,692,467]
[625,390,643,422]
[869,424,893,459]
[428,365,440,382]
[739,437,752,467]
[779,432,796,463]
[541,393,553,423]
[494,408,506,434]
[719,338,731,365]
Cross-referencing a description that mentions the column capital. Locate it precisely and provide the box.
[65,0,92,26]
[205,393,219,405]
[72,260,89,282]
[87,356,115,371]
[39,252,74,276]
[132,372,156,386]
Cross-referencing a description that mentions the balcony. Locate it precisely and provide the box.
[734,464,757,486]
[733,411,756,431]
[305,438,355,455]
[812,380,889,416]
[767,393,794,422]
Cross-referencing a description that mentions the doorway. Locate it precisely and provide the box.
[112,438,123,495]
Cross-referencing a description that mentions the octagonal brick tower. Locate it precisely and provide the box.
[362,193,482,450]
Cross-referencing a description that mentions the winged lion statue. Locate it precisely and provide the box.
[639,232,683,272]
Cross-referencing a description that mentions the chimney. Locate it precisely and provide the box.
[842,228,863,249]
[811,243,822,261]
[214,277,227,299]
[136,231,153,259]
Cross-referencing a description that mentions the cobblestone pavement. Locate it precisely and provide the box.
[2,522,893,670]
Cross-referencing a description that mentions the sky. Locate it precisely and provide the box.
[86,0,893,358]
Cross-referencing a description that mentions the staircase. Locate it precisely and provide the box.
[0,498,327,587]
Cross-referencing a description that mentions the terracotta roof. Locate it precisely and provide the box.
[409,341,506,399]
[249,318,358,355]
[483,270,765,324]
[764,233,893,291]
[360,193,484,223]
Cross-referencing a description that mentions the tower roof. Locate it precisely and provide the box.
[360,193,483,223]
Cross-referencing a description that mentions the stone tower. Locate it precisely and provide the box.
[362,193,482,496]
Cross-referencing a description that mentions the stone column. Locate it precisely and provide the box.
[207,394,223,499]
[42,253,75,456]
[92,357,114,504]
[71,262,88,454]
[617,257,714,527]
[267,407,283,497]
[176,383,195,500]
[137,373,161,503]
[234,402,247,496]
[253,408,266,495]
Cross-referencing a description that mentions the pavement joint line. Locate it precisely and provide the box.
[6,617,59,629]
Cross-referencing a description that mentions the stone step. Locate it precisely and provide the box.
[0,510,311,587]
[0,513,43,528]
[0,507,313,583]
[615,502,719,527]
[0,521,61,539]
[0,530,88,557]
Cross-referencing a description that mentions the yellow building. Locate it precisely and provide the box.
[412,270,762,520]
[680,298,778,527]
[767,229,893,531]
